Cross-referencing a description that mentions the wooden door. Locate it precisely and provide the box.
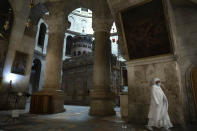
[191,66,197,112]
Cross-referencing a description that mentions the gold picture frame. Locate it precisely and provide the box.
[11,51,28,75]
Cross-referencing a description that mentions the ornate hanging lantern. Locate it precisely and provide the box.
[30,0,34,8]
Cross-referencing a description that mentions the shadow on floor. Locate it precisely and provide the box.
[0,104,196,131]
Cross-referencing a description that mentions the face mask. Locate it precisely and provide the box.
[156,83,161,86]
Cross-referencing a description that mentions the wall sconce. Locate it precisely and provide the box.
[3,21,9,31]
[30,0,34,8]
[9,80,12,87]
[3,8,12,31]
[26,18,31,28]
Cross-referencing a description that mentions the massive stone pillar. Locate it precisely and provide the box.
[30,2,67,114]
[89,17,115,116]
[0,0,31,110]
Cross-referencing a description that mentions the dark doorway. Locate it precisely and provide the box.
[29,59,42,94]
[191,66,197,113]
[65,35,73,55]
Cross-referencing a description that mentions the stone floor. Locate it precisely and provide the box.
[0,104,196,131]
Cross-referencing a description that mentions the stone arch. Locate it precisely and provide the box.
[66,6,94,34]
[63,2,94,16]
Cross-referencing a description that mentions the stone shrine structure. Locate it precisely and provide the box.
[62,35,122,106]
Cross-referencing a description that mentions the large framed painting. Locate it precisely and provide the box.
[119,0,172,60]
[11,51,28,75]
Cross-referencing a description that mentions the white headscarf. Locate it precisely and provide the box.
[153,78,160,85]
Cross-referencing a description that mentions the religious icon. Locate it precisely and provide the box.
[11,51,28,75]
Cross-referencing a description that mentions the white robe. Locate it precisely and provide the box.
[148,84,173,129]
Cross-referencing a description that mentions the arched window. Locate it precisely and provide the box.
[78,51,81,56]
[73,51,76,56]
[30,59,42,93]
[66,36,73,55]
[92,40,95,51]
[38,23,46,48]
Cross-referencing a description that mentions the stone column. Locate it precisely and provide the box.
[89,17,115,116]
[2,1,30,87]
[30,2,67,114]
[0,0,31,110]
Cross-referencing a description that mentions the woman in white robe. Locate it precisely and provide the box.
[146,78,173,131]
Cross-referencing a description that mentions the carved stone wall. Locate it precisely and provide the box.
[170,0,197,123]
[126,55,184,125]
[107,0,197,124]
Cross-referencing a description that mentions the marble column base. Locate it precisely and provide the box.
[30,89,65,114]
[89,89,115,116]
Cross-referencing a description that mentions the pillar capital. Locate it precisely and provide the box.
[92,17,113,33]
[30,1,66,114]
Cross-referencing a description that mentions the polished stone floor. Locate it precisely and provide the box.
[0,104,196,131]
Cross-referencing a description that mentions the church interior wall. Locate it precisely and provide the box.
[126,55,183,125]
[0,32,36,109]
[119,0,184,125]
[169,0,197,123]
[106,0,197,125]
[122,0,197,125]
[0,0,39,110]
